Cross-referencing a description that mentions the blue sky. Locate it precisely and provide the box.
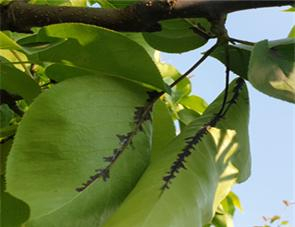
[161,6,294,227]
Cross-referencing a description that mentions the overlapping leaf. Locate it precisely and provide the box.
[211,38,295,103]
[0,32,23,51]
[17,23,167,91]
[143,18,209,53]
[1,138,30,227]
[288,26,295,38]
[156,60,191,103]
[151,100,175,161]
[0,64,41,103]
[210,44,251,79]
[103,79,250,227]
[6,75,153,226]
[248,39,295,103]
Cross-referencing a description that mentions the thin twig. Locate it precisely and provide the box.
[0,61,32,64]
[169,41,219,88]
[229,37,255,46]
[217,42,230,116]
[10,50,34,79]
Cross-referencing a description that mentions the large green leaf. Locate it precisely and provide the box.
[18,23,167,91]
[203,82,251,183]
[6,75,153,226]
[45,32,157,82]
[122,32,156,58]
[0,64,41,103]
[248,39,295,103]
[143,19,209,53]
[103,79,250,227]
[151,100,175,161]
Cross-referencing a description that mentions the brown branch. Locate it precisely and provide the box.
[0,0,293,33]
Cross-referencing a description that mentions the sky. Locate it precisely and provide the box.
[161,6,294,227]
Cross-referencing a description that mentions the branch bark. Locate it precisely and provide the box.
[0,0,294,33]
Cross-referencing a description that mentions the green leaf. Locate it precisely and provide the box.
[45,64,92,82]
[288,26,295,38]
[29,0,87,6]
[211,38,295,85]
[0,191,30,227]
[107,0,139,8]
[0,125,17,138]
[210,44,251,79]
[0,0,12,5]
[220,194,235,216]
[122,32,156,58]
[178,108,200,126]
[212,209,234,227]
[248,39,295,103]
[228,191,243,211]
[283,7,295,12]
[204,83,250,183]
[68,0,88,6]
[180,95,208,114]
[6,75,153,226]
[103,79,250,227]
[156,61,191,102]
[20,23,167,91]
[0,50,29,73]
[270,215,280,223]
[0,104,14,128]
[143,19,209,53]
[218,191,243,218]
[0,64,41,103]
[151,100,176,161]
[0,32,23,51]
[0,139,13,176]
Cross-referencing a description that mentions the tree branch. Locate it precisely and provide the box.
[0,0,293,33]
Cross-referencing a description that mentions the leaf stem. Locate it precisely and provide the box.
[217,43,230,116]
[0,61,32,64]
[229,37,255,46]
[169,41,219,88]
[10,50,34,79]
